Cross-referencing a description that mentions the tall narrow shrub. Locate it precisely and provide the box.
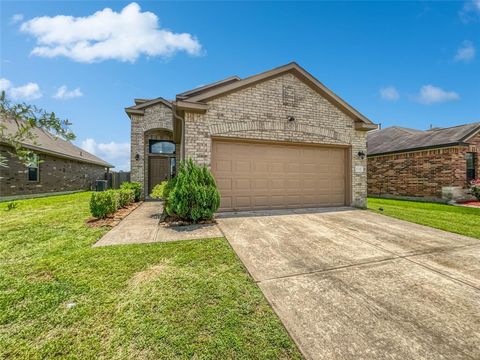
[166,159,220,222]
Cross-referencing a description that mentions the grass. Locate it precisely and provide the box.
[0,192,301,360]
[368,197,480,239]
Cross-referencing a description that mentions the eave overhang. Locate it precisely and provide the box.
[355,122,378,131]
[173,100,208,114]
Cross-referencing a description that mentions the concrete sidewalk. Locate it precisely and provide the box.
[93,202,223,247]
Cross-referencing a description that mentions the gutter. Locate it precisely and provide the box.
[172,104,186,162]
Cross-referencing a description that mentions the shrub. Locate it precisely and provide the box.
[90,190,118,218]
[118,189,135,208]
[469,179,480,200]
[120,182,142,202]
[166,159,220,222]
[150,181,168,200]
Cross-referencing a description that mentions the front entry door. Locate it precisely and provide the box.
[149,157,169,194]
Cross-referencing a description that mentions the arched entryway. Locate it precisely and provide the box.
[144,129,177,195]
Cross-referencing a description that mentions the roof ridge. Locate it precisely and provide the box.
[426,122,480,131]
[177,75,241,98]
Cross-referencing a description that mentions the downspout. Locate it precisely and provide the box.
[172,103,186,162]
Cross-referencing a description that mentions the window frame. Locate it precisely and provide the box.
[148,140,176,155]
[26,154,40,182]
[466,152,476,181]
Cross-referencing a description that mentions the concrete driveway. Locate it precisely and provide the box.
[217,208,480,360]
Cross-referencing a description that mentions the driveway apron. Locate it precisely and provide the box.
[217,208,480,360]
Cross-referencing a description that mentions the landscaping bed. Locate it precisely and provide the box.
[85,201,142,228]
[455,200,480,208]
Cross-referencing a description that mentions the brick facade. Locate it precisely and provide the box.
[184,73,368,207]
[367,131,479,200]
[130,104,176,196]
[0,145,106,198]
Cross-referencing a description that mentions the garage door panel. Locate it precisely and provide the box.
[216,178,232,190]
[212,140,348,211]
[234,178,251,191]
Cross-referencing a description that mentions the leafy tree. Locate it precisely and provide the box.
[0,91,75,167]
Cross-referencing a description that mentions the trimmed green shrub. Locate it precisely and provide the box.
[90,190,118,218]
[120,182,142,202]
[166,159,220,222]
[118,189,135,208]
[150,181,168,200]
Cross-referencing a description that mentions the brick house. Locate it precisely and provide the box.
[0,118,112,200]
[125,62,376,211]
[367,123,480,201]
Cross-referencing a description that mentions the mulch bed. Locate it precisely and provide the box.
[160,214,216,227]
[85,202,143,228]
[456,200,480,207]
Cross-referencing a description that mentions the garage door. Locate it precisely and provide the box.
[211,140,349,211]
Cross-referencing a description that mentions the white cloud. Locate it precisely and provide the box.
[0,78,42,100]
[10,14,24,24]
[80,138,130,170]
[19,2,202,63]
[460,0,480,22]
[415,85,460,105]
[454,41,475,62]
[53,85,83,99]
[380,86,400,101]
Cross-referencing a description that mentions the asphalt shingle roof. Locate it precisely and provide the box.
[1,117,112,167]
[367,122,480,156]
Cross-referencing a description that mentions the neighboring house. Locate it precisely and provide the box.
[0,118,112,199]
[367,122,480,201]
[125,62,376,211]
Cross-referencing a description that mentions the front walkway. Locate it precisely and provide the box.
[93,202,222,247]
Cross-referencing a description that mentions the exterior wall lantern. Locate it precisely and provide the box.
[135,153,140,161]
[357,151,366,160]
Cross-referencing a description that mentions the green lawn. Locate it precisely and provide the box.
[368,197,480,239]
[0,193,301,359]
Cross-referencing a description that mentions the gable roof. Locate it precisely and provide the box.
[367,122,480,156]
[1,117,112,167]
[125,97,172,115]
[178,62,374,126]
[176,76,241,100]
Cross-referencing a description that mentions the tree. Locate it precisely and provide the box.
[0,91,75,167]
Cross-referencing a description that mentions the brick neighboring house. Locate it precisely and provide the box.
[0,118,112,199]
[125,62,377,211]
[367,123,480,201]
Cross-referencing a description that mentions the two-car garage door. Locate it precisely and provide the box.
[211,140,349,212]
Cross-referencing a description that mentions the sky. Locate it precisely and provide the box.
[1,1,479,171]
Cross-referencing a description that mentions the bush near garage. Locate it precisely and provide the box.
[165,159,220,222]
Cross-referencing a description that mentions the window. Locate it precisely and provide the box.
[466,152,476,181]
[170,157,177,177]
[27,154,39,182]
[149,140,175,154]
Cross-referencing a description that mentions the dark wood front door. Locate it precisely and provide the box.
[149,157,169,194]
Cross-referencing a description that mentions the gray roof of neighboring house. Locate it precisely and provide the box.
[367,122,480,156]
[1,117,113,167]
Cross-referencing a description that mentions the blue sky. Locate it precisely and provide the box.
[1,1,479,170]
